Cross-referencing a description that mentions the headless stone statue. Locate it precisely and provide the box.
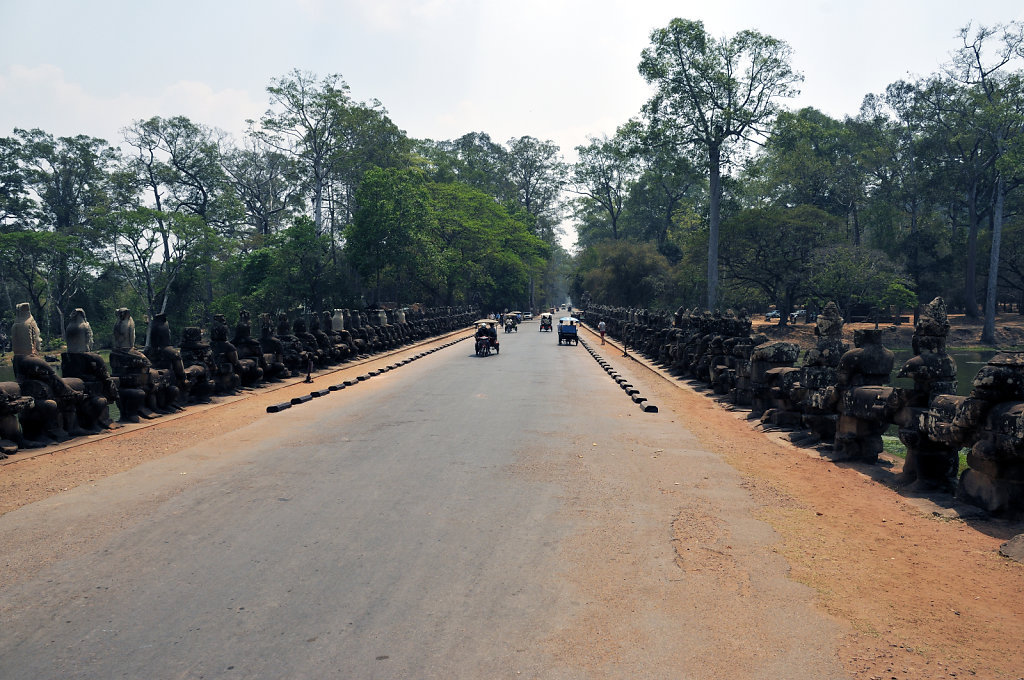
[257,313,289,381]
[145,314,192,406]
[229,310,266,386]
[209,315,243,393]
[274,314,305,376]
[293,317,325,367]
[60,308,116,430]
[179,327,215,402]
[109,308,155,422]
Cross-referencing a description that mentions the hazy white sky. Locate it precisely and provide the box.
[2,0,1023,161]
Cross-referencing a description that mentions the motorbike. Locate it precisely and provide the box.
[475,335,499,356]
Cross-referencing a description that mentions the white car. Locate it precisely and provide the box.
[523,312,533,320]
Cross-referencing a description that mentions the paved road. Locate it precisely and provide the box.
[0,323,847,679]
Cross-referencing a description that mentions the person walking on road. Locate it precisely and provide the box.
[598,319,606,345]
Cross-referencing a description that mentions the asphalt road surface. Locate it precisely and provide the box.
[0,323,847,679]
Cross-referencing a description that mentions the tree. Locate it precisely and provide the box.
[638,18,802,309]
[256,70,353,237]
[236,216,331,313]
[617,118,705,256]
[121,115,242,321]
[747,108,869,239]
[0,135,33,315]
[103,207,214,345]
[347,167,431,304]
[504,136,566,245]
[222,137,300,239]
[573,240,671,308]
[425,180,545,308]
[14,128,119,337]
[914,76,996,317]
[418,132,513,201]
[810,243,916,321]
[570,134,636,242]
[0,136,32,226]
[718,205,841,322]
[947,22,1024,343]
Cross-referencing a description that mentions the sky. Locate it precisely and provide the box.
[2,0,1023,244]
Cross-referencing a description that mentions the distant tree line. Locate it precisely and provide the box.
[0,70,569,347]
[569,18,1024,342]
[6,20,1024,348]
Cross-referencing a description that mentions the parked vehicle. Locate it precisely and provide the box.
[765,310,780,321]
[557,317,579,346]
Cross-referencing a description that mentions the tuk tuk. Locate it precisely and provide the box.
[538,312,553,332]
[557,317,579,345]
[474,319,499,356]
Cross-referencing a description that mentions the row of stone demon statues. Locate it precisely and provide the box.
[1,303,477,458]
[581,298,1024,518]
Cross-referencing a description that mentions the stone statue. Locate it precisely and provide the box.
[229,310,266,386]
[293,317,326,367]
[0,381,44,456]
[276,314,307,376]
[60,308,117,430]
[209,315,243,393]
[179,327,216,402]
[793,302,849,444]
[894,297,959,488]
[145,313,192,406]
[258,313,290,380]
[832,329,899,463]
[11,302,87,440]
[110,308,179,420]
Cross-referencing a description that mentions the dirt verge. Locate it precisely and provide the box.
[582,325,1024,680]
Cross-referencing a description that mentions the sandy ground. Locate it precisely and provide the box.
[583,327,1024,680]
[3,326,1024,679]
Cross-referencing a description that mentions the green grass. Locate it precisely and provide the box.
[882,435,969,476]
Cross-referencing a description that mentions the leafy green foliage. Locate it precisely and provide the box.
[719,205,843,318]
[574,240,671,307]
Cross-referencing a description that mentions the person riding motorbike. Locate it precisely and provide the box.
[475,323,499,355]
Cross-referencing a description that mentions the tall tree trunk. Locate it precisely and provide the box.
[851,203,861,247]
[965,182,980,318]
[313,177,323,236]
[706,143,721,310]
[982,175,1005,345]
